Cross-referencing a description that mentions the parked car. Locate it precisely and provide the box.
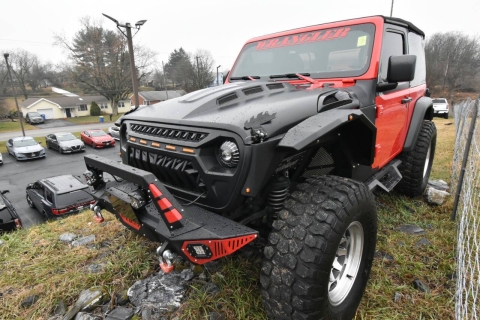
[432,98,449,119]
[0,190,22,233]
[6,137,46,161]
[25,112,45,124]
[81,130,116,148]
[26,175,95,218]
[0,152,3,165]
[108,126,120,140]
[46,132,85,154]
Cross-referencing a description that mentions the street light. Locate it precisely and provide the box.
[102,13,147,110]
[216,65,221,86]
[3,53,25,137]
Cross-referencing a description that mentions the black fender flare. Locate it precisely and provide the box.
[278,109,377,166]
[403,97,433,152]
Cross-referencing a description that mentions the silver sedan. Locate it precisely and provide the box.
[6,137,46,161]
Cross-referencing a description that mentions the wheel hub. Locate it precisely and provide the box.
[328,221,364,306]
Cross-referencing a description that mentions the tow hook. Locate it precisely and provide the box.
[91,204,105,223]
[156,243,175,273]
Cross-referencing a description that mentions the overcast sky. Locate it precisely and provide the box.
[1,0,478,73]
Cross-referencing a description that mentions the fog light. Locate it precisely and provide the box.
[129,190,147,209]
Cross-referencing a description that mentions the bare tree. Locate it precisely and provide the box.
[54,17,155,115]
[1,49,39,99]
[191,49,214,90]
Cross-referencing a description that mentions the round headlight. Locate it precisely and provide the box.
[217,141,239,168]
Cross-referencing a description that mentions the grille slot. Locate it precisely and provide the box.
[266,83,284,90]
[217,93,238,105]
[130,124,207,142]
[129,147,207,194]
[242,86,263,95]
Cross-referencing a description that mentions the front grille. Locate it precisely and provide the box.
[129,147,207,194]
[24,152,39,158]
[130,124,208,142]
[71,145,80,150]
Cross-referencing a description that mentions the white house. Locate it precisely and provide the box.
[20,96,131,119]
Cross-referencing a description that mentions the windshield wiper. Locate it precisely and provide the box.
[229,76,260,81]
[269,73,316,84]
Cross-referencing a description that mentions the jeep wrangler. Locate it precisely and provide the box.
[83,16,436,319]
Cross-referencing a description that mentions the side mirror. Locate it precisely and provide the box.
[1,190,9,195]
[27,183,34,189]
[387,55,416,83]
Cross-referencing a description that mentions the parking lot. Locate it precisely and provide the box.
[0,142,120,228]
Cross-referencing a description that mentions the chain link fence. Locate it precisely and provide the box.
[451,96,480,319]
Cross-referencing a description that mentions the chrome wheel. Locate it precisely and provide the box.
[423,143,432,178]
[329,221,364,306]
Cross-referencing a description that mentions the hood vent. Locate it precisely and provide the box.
[266,83,284,90]
[217,93,238,105]
[242,86,263,95]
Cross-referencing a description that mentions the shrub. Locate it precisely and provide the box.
[90,101,100,116]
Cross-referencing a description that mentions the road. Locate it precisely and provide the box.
[0,143,121,228]
[0,122,113,141]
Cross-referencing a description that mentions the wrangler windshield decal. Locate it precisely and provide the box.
[256,28,351,51]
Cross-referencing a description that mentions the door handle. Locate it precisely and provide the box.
[402,97,412,104]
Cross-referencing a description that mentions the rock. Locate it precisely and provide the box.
[21,294,39,308]
[180,269,194,281]
[202,283,220,295]
[396,224,425,235]
[209,312,225,320]
[86,263,106,274]
[416,238,431,247]
[115,289,129,306]
[412,280,430,293]
[105,307,134,320]
[394,292,402,303]
[127,272,187,310]
[374,250,395,262]
[52,300,66,315]
[198,272,208,281]
[59,233,77,243]
[428,179,449,192]
[141,307,152,320]
[425,187,450,205]
[74,312,101,320]
[63,286,109,319]
[71,235,95,247]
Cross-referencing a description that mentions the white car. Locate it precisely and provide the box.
[0,152,3,165]
[432,98,449,119]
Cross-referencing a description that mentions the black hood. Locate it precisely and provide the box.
[122,81,367,141]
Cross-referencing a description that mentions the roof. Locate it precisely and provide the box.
[136,91,182,101]
[247,15,425,44]
[20,95,109,109]
[12,136,35,141]
[41,175,88,194]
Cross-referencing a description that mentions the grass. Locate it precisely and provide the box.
[0,118,456,319]
[0,121,38,133]
[65,114,125,125]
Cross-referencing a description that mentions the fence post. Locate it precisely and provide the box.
[451,97,479,221]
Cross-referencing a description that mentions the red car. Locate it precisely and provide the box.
[81,130,116,149]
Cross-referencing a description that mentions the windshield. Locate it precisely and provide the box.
[57,133,76,141]
[56,189,93,207]
[91,131,107,137]
[230,23,375,80]
[28,112,41,117]
[13,139,38,147]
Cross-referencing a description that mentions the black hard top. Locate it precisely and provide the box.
[382,16,425,37]
[40,175,88,194]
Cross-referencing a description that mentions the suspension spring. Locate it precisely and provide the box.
[267,176,290,213]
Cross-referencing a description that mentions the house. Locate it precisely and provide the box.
[19,96,131,119]
[129,91,182,106]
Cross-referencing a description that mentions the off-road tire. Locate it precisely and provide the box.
[396,121,437,197]
[261,175,377,320]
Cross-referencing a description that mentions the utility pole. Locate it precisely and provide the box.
[103,13,146,111]
[216,65,221,86]
[390,0,394,17]
[4,53,25,137]
[162,61,168,100]
[196,56,200,88]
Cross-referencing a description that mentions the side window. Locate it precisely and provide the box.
[379,31,405,82]
[45,190,54,203]
[8,139,12,145]
[408,32,426,87]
